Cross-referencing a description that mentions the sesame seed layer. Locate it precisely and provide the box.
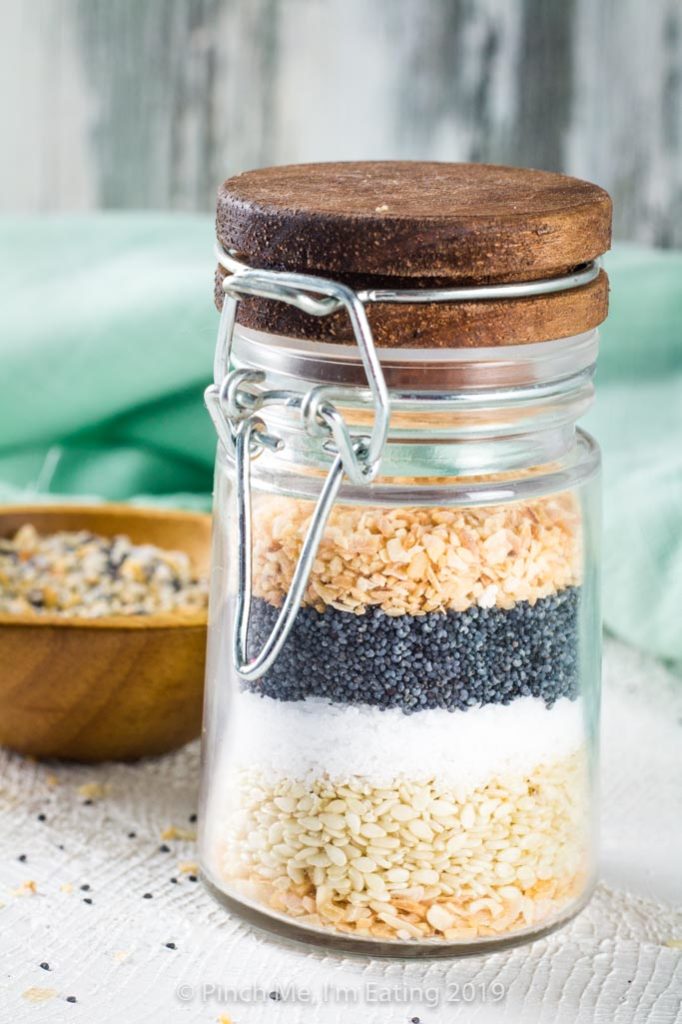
[208,751,589,943]
[245,587,580,711]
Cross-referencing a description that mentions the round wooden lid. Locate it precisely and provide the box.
[215,161,612,346]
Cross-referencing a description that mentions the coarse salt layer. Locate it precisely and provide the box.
[224,691,585,791]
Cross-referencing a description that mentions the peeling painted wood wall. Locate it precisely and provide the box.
[1,0,680,245]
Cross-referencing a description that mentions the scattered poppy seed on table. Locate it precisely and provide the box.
[83,799,93,806]
[165,942,176,950]
[80,884,90,891]
[37,814,46,822]
[83,898,93,905]
[128,832,136,839]
[143,892,153,899]
[66,996,77,1003]
[39,963,50,971]
[187,875,198,882]
[159,844,171,853]
[188,813,197,823]
[269,991,282,1001]
[170,877,178,884]
[18,854,26,863]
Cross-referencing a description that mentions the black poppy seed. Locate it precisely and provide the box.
[159,844,171,853]
[170,877,178,884]
[128,832,136,839]
[187,874,198,882]
[80,884,90,891]
[66,996,77,1003]
[245,589,580,712]
[18,854,26,863]
[37,814,46,822]
[269,991,282,1001]
[143,892,153,899]
[411,1018,421,1023]
[83,799,93,806]
[165,942,176,949]
[40,962,50,971]
[188,813,197,823]
[83,897,93,904]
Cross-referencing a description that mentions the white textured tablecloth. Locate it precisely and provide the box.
[1,637,681,1024]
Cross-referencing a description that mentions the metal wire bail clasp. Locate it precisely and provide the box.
[205,249,391,681]
[233,417,349,680]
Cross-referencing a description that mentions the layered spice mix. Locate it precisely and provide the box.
[205,491,590,943]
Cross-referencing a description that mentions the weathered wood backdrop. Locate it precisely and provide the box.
[1,0,680,245]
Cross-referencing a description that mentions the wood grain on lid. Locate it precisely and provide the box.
[215,161,612,346]
[217,161,611,279]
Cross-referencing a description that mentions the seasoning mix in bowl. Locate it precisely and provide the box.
[1,524,207,618]
[0,505,211,762]
[198,161,610,956]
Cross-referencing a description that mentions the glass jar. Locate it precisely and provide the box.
[199,162,611,956]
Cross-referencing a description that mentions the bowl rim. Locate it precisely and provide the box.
[0,502,211,630]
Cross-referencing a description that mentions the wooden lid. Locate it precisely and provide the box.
[215,161,612,347]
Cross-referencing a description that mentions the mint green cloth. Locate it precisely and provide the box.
[0,215,216,504]
[584,246,682,670]
[1,216,681,667]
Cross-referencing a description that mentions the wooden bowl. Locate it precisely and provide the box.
[0,504,212,762]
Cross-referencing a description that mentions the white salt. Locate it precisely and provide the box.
[221,692,586,791]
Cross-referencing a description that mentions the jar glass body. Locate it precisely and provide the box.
[198,329,601,956]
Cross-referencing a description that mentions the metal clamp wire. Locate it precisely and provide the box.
[220,368,264,420]
[233,416,346,681]
[205,372,285,460]
[216,243,601,307]
[304,393,372,485]
[219,265,390,476]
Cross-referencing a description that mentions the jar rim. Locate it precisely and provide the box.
[232,325,599,392]
[224,429,601,508]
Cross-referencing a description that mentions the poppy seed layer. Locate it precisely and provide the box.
[245,587,580,711]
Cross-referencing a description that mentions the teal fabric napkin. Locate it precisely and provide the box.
[0,215,216,504]
[1,215,681,667]
[584,245,682,671]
